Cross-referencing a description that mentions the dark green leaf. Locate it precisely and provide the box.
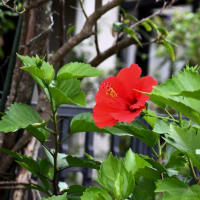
[165,125,200,170]
[26,125,51,143]
[50,79,86,106]
[155,178,200,200]
[70,112,158,147]
[0,103,41,133]
[150,70,200,124]
[66,155,101,170]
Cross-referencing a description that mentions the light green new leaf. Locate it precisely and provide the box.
[155,178,200,200]
[0,103,41,132]
[150,70,200,124]
[81,187,112,200]
[98,153,135,200]
[41,193,67,200]
[153,118,170,134]
[70,112,158,147]
[57,62,103,80]
[123,27,142,47]
[162,40,175,61]
[18,54,55,84]
[141,21,152,32]
[49,79,86,106]
[124,149,151,175]
[165,125,200,170]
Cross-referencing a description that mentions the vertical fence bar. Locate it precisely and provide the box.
[111,135,120,157]
[82,132,94,186]
[59,118,70,181]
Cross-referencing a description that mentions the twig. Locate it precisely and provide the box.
[50,0,125,66]
[94,0,102,55]
[89,36,157,67]
[78,0,88,19]
[133,0,141,13]
[1,0,25,13]
[130,1,168,30]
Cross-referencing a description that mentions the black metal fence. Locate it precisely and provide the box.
[57,105,153,186]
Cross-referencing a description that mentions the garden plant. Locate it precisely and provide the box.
[0,54,200,200]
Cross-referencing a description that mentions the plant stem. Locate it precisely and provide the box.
[157,137,162,164]
[178,112,183,127]
[188,158,198,183]
[46,84,59,195]
[151,147,159,158]
[52,110,59,195]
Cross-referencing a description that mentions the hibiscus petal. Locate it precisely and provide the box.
[95,76,130,103]
[116,64,142,92]
[111,107,144,123]
[135,76,157,105]
[93,104,118,128]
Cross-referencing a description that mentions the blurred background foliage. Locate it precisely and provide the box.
[155,11,200,81]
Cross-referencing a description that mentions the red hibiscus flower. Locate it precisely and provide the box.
[93,64,157,128]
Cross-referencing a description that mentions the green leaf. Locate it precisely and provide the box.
[150,70,200,124]
[153,118,170,134]
[66,185,86,199]
[0,147,41,177]
[66,155,101,170]
[70,112,158,147]
[42,146,69,170]
[50,79,86,106]
[0,103,41,133]
[162,40,175,61]
[66,25,75,35]
[112,22,125,32]
[57,62,103,80]
[165,125,200,170]
[123,27,142,47]
[81,187,112,200]
[18,54,55,84]
[41,193,67,200]
[26,125,51,143]
[124,149,151,175]
[97,153,135,200]
[133,178,155,200]
[141,21,152,32]
[155,178,200,200]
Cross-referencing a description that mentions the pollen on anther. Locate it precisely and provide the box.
[106,87,118,98]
